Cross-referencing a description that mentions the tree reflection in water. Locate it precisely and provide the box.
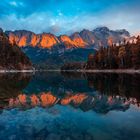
[0,72,140,113]
[0,73,32,109]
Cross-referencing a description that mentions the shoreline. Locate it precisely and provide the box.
[0,70,35,73]
[61,69,140,74]
[0,69,140,74]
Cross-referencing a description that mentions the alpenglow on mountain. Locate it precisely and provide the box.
[6,27,130,50]
[4,27,130,69]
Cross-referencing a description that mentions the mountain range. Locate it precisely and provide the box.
[4,27,131,69]
[6,26,130,50]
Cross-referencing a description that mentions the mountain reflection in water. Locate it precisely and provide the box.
[0,72,140,140]
[0,72,139,113]
[7,91,137,113]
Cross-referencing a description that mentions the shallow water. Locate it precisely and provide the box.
[0,72,140,140]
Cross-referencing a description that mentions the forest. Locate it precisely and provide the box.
[61,36,140,70]
[86,36,140,69]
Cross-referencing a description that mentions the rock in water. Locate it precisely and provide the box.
[0,29,33,70]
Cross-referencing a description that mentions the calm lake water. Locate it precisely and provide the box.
[0,72,140,140]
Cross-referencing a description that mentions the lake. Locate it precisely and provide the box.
[0,72,140,140]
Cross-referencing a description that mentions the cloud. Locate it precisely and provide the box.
[9,1,17,6]
[0,0,140,35]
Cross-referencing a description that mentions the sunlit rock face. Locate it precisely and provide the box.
[39,33,60,48]
[30,34,40,47]
[18,36,27,47]
[7,30,35,47]
[7,31,60,48]
[59,35,73,43]
[6,27,130,50]
[59,35,76,49]
[70,32,88,47]
[59,33,88,48]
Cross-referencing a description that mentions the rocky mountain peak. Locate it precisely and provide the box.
[39,33,60,48]
[5,27,130,50]
[59,35,72,43]
[115,29,130,37]
[93,26,110,32]
[70,32,88,47]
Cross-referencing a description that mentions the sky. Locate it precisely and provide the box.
[0,0,140,35]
